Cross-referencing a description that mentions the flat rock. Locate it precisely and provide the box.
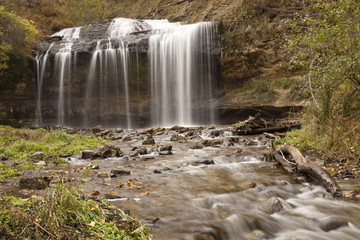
[19,177,51,190]
[193,160,215,166]
[81,150,95,159]
[110,170,131,176]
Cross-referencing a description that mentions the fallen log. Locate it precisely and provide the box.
[273,144,342,197]
[234,123,301,135]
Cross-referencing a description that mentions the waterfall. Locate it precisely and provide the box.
[51,27,81,125]
[35,18,218,128]
[147,21,216,126]
[35,42,54,126]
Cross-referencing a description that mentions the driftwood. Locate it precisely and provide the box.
[273,144,342,197]
[232,114,300,135]
[234,124,301,135]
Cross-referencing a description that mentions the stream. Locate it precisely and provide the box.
[2,126,360,239]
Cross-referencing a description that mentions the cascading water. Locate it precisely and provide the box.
[55,28,80,125]
[147,21,217,126]
[35,18,218,128]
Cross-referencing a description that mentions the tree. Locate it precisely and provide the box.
[0,6,38,71]
[286,0,360,119]
[285,0,360,154]
[57,0,109,25]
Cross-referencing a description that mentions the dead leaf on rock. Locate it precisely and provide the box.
[140,192,149,196]
[91,191,100,196]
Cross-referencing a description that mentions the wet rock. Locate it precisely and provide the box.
[202,139,223,147]
[144,217,160,224]
[142,136,155,145]
[1,154,9,161]
[19,177,51,190]
[246,230,268,240]
[105,193,121,199]
[107,134,122,140]
[191,143,203,149]
[95,145,123,158]
[268,197,283,214]
[111,169,131,176]
[141,156,155,161]
[81,150,95,159]
[122,135,131,142]
[210,130,222,137]
[159,150,173,156]
[33,151,44,160]
[194,160,215,166]
[95,129,110,137]
[170,134,187,143]
[179,128,190,133]
[159,145,172,151]
[222,140,234,147]
[319,216,349,232]
[129,151,138,157]
[92,165,100,169]
[90,125,103,134]
[138,127,155,135]
[248,182,257,189]
[34,161,46,166]
[132,146,148,155]
[246,140,258,146]
[195,233,216,240]
[114,128,124,133]
[153,169,162,174]
[171,125,184,131]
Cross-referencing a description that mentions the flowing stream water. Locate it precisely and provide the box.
[1,127,360,239]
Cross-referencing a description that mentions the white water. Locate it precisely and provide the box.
[51,27,81,125]
[147,20,216,127]
[36,18,217,128]
[35,43,54,126]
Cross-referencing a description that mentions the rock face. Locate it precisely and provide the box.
[33,19,220,129]
[0,1,306,127]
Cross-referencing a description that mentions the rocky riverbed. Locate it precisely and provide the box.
[1,124,360,239]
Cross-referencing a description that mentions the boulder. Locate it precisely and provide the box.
[81,150,95,159]
[142,136,155,145]
[95,145,123,158]
[32,151,44,160]
[267,197,283,214]
[319,216,349,232]
[170,134,187,143]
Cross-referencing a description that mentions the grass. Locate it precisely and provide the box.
[0,126,109,181]
[275,113,360,160]
[0,180,152,239]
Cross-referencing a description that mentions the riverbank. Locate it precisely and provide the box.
[1,124,360,239]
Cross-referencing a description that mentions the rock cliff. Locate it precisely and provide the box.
[0,0,306,127]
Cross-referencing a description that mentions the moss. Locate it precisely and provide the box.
[0,164,20,182]
[0,126,109,180]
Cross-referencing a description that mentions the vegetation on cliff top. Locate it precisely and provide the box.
[0,6,38,71]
